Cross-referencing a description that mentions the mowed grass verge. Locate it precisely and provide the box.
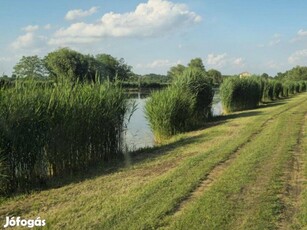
[0,93,306,229]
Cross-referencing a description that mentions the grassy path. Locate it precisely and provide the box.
[0,93,306,229]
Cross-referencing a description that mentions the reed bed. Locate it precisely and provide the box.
[272,81,283,99]
[145,69,213,142]
[0,80,127,194]
[221,77,306,114]
[220,77,261,113]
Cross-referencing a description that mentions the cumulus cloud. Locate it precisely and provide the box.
[233,57,245,67]
[65,6,99,20]
[205,53,246,70]
[22,25,39,32]
[0,57,14,62]
[297,29,307,37]
[137,59,180,69]
[258,34,281,47]
[44,24,52,30]
[11,33,35,50]
[50,0,201,45]
[11,32,48,51]
[266,60,281,69]
[291,29,307,43]
[206,53,228,68]
[288,49,307,64]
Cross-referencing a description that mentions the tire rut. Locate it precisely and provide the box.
[162,96,307,223]
[278,111,306,229]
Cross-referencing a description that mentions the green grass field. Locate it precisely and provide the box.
[1,93,306,230]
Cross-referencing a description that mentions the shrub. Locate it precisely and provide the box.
[220,77,261,113]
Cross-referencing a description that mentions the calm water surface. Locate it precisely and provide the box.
[124,90,222,151]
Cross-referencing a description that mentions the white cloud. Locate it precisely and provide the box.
[291,29,307,43]
[266,60,281,69]
[233,57,245,67]
[0,57,14,62]
[298,29,307,37]
[268,38,281,46]
[258,34,281,47]
[11,32,35,50]
[50,0,201,45]
[22,25,39,32]
[11,31,48,51]
[65,6,99,20]
[44,24,52,30]
[137,59,180,69]
[288,49,307,64]
[206,53,228,68]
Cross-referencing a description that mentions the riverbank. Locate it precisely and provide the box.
[1,93,306,229]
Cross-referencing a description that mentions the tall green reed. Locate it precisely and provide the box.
[220,77,261,113]
[145,69,213,142]
[0,80,127,194]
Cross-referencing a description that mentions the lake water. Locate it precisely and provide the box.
[123,90,222,151]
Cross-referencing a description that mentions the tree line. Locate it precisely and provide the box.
[11,48,133,83]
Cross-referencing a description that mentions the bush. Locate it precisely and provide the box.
[220,77,261,113]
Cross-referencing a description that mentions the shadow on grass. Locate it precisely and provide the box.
[44,110,264,191]
[46,131,211,190]
[212,110,262,122]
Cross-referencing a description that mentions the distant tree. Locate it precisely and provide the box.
[188,58,206,72]
[287,66,307,81]
[167,64,186,79]
[95,54,117,80]
[44,48,88,82]
[95,54,132,81]
[13,55,48,79]
[207,69,223,86]
[275,66,307,81]
[84,55,106,82]
[116,58,133,81]
[261,73,270,79]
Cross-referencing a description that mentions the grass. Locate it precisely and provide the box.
[293,106,307,229]
[0,93,306,229]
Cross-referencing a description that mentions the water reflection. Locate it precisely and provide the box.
[124,93,154,151]
[124,90,222,151]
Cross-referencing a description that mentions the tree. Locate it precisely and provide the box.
[167,64,186,79]
[95,54,132,81]
[261,73,270,79]
[275,66,307,81]
[207,69,222,86]
[84,55,107,82]
[44,48,88,82]
[116,58,133,81]
[188,58,206,72]
[13,55,48,79]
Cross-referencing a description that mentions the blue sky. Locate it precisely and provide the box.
[1,0,307,76]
